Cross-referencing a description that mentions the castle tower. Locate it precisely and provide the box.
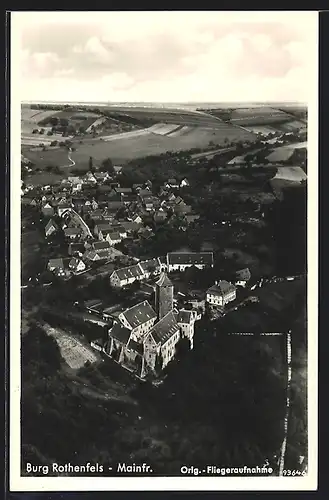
[155,272,174,320]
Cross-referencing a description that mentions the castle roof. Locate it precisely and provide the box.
[121,300,157,330]
[109,323,131,344]
[155,272,173,287]
[147,311,179,345]
[176,309,193,324]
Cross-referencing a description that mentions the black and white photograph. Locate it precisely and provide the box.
[10,10,318,491]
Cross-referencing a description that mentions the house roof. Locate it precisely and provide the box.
[84,299,103,310]
[108,232,121,241]
[96,223,112,231]
[64,227,82,235]
[69,257,83,268]
[115,187,132,194]
[45,219,58,231]
[93,241,111,250]
[48,258,64,269]
[121,300,157,330]
[207,281,236,296]
[235,268,251,281]
[155,272,173,287]
[121,221,142,232]
[107,201,125,209]
[176,309,193,324]
[167,252,214,266]
[127,339,144,355]
[148,311,179,345]
[109,323,131,344]
[139,258,161,275]
[113,264,144,281]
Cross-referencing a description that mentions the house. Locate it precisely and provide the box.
[94,222,112,237]
[110,264,144,288]
[58,203,73,217]
[174,201,191,215]
[166,252,214,272]
[107,201,125,211]
[131,214,143,224]
[67,176,82,192]
[68,242,85,257]
[92,240,111,251]
[132,183,143,192]
[84,249,112,262]
[84,299,103,315]
[41,202,54,217]
[64,227,82,240]
[45,219,58,237]
[90,209,104,221]
[185,213,200,224]
[166,178,179,189]
[121,221,142,233]
[105,322,132,362]
[154,209,168,223]
[82,172,97,183]
[143,311,181,370]
[71,198,85,210]
[138,258,162,279]
[235,268,251,287]
[47,258,65,273]
[206,281,237,307]
[176,309,198,349]
[91,199,98,210]
[115,187,132,195]
[105,232,122,246]
[180,178,190,188]
[113,165,123,174]
[122,194,138,205]
[94,172,109,183]
[69,257,86,273]
[119,300,157,340]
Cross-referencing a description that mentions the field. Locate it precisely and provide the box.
[272,167,307,183]
[266,142,307,162]
[22,123,256,169]
[104,105,227,128]
[43,323,99,370]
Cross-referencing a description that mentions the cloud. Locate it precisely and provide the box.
[16,11,317,102]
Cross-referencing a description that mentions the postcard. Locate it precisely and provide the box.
[9,10,318,492]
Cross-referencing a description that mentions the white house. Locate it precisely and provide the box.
[69,257,86,273]
[119,301,157,340]
[206,281,236,307]
[166,252,214,272]
[110,264,145,288]
[176,309,198,349]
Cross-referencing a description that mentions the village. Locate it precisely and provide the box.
[22,142,286,381]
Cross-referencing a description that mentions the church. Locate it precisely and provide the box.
[104,272,198,378]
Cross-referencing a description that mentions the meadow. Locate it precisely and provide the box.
[22,123,256,170]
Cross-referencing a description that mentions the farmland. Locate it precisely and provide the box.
[22,123,256,169]
[266,142,307,163]
[43,323,100,370]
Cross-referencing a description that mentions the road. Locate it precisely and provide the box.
[279,331,292,476]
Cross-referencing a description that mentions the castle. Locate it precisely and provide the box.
[104,272,198,378]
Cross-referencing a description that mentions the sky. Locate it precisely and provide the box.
[13,11,317,103]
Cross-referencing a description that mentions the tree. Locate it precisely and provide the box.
[154,351,164,376]
[100,157,114,174]
[89,156,95,172]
